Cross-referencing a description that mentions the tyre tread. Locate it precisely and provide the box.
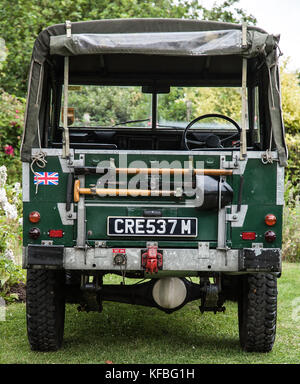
[26,269,65,351]
[239,273,277,352]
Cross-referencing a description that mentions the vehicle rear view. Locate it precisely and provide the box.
[21,19,287,352]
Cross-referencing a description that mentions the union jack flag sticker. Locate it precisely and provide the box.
[34,172,59,185]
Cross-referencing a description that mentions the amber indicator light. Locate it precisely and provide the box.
[265,214,277,226]
[29,211,41,223]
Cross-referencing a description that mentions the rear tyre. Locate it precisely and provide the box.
[26,269,65,351]
[238,273,277,352]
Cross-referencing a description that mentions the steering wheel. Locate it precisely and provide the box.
[183,113,241,150]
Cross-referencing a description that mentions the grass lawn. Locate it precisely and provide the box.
[1,262,299,364]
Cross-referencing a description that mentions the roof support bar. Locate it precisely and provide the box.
[62,20,71,159]
[240,23,248,160]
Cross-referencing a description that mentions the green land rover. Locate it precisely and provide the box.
[21,19,287,352]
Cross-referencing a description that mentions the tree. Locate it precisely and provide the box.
[191,0,256,24]
[0,0,256,97]
[280,63,300,136]
[280,62,300,193]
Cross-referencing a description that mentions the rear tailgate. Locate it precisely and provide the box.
[75,151,231,249]
[23,149,282,253]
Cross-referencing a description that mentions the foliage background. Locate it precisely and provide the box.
[0,0,256,97]
[0,0,299,301]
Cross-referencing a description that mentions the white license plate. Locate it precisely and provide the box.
[107,217,197,237]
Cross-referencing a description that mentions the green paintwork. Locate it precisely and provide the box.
[24,156,74,246]
[23,202,74,246]
[23,151,282,249]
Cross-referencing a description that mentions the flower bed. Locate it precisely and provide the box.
[0,165,25,302]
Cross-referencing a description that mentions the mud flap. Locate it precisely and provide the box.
[239,248,281,272]
[27,245,64,269]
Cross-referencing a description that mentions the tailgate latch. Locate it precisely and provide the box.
[141,245,163,274]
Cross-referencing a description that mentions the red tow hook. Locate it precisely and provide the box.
[141,246,163,274]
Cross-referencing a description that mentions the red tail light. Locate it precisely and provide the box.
[241,232,256,240]
[265,214,277,226]
[265,230,276,243]
[48,230,64,238]
[29,227,40,239]
[29,211,40,223]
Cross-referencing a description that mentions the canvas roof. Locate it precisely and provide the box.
[20,18,287,165]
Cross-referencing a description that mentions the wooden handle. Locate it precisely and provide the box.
[74,179,80,202]
[73,167,232,201]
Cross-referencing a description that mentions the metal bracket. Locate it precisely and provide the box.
[57,203,77,225]
[226,213,239,222]
[65,203,77,221]
[41,240,53,246]
[226,205,248,227]
[66,20,72,38]
[61,152,85,170]
[95,241,107,248]
[66,210,77,221]
[242,22,248,49]
[198,242,210,259]
[252,243,263,249]
[146,241,158,247]
[220,154,239,170]
[72,154,85,167]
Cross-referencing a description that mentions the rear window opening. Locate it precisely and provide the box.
[50,84,260,151]
[60,85,243,130]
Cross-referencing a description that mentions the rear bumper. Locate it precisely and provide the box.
[23,245,281,273]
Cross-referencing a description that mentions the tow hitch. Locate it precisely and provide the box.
[141,245,163,274]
